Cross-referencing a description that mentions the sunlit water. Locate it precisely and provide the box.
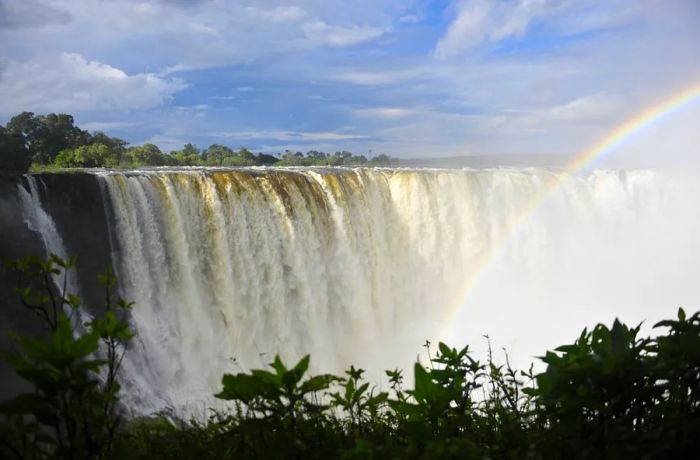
[19,167,700,416]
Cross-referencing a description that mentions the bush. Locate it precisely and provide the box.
[0,255,133,459]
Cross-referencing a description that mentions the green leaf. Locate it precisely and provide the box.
[300,374,335,394]
[66,293,81,308]
[271,355,287,376]
[72,331,100,357]
[292,355,310,378]
[412,362,433,402]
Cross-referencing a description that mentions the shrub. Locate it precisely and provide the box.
[0,255,133,459]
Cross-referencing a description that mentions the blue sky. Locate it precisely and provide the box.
[1,0,699,158]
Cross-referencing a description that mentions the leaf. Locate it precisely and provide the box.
[412,362,433,402]
[65,293,81,308]
[367,392,388,406]
[72,331,100,357]
[292,355,310,378]
[300,374,335,394]
[437,342,453,359]
[271,355,287,376]
[216,373,270,402]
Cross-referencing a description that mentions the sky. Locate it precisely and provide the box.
[1,0,699,158]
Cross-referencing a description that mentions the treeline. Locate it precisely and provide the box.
[1,254,699,459]
[0,112,395,176]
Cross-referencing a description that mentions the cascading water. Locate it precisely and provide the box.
[19,167,700,417]
[98,168,487,414]
[18,176,70,262]
[17,176,81,296]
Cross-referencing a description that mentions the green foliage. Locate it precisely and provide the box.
[125,144,168,167]
[115,312,700,460]
[0,254,134,460]
[0,126,32,176]
[54,143,119,168]
[2,251,698,459]
[5,112,90,164]
[525,309,700,459]
[3,111,397,172]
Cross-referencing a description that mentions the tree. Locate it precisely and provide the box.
[257,152,278,165]
[370,153,392,165]
[202,144,234,165]
[126,144,166,166]
[88,131,128,155]
[237,147,256,162]
[306,150,326,160]
[0,126,32,176]
[54,143,117,168]
[181,143,199,157]
[5,112,88,164]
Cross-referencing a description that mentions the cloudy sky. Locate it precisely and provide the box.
[1,0,699,158]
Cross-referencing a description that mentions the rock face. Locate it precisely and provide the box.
[0,177,46,399]
[0,173,112,399]
[29,173,113,308]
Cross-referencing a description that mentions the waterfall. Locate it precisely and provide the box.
[17,176,70,262]
[16,176,82,298]
[22,166,699,417]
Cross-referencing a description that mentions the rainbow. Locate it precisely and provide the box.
[439,82,700,342]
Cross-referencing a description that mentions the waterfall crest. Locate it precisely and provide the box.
[18,166,698,416]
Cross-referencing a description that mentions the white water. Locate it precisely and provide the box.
[18,176,70,261]
[17,175,85,320]
[29,166,696,416]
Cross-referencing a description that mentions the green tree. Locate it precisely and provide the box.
[5,112,88,164]
[181,143,199,157]
[256,152,278,165]
[236,147,257,163]
[203,144,234,165]
[369,154,392,165]
[88,132,128,155]
[54,143,117,168]
[0,126,32,176]
[126,144,166,166]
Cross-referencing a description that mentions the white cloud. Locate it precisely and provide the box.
[247,5,384,48]
[434,0,641,58]
[0,1,392,74]
[435,0,493,58]
[481,93,623,134]
[212,131,368,141]
[302,21,383,47]
[0,0,72,29]
[80,121,142,132]
[399,14,421,24]
[337,69,422,86]
[0,53,186,115]
[355,107,415,118]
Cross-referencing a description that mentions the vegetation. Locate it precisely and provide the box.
[0,112,396,175]
[1,254,699,459]
[1,255,133,459]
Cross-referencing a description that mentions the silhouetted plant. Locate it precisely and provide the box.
[0,254,133,460]
[3,253,699,459]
